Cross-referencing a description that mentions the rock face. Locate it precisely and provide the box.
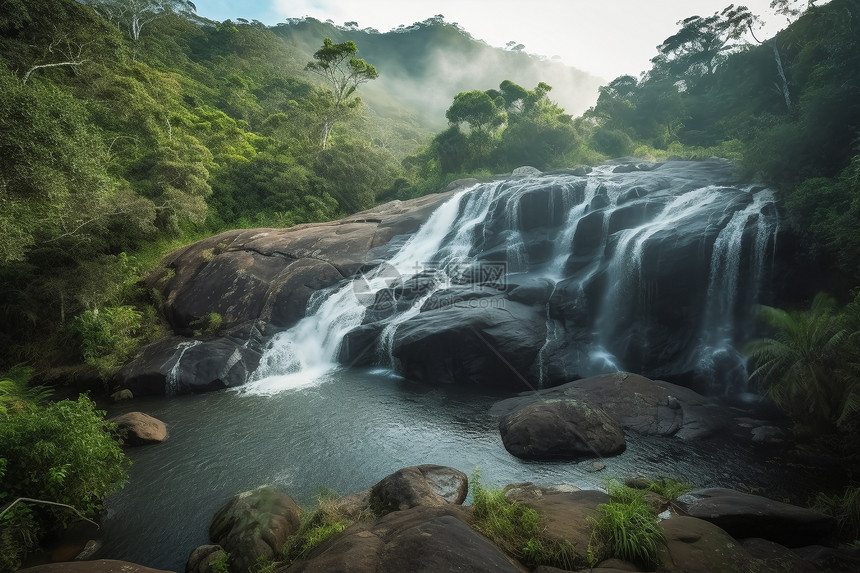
[328,465,469,520]
[286,506,521,573]
[117,192,454,396]
[676,488,837,548]
[498,398,626,460]
[120,160,781,394]
[209,486,302,573]
[109,412,167,446]
[369,465,469,513]
[658,516,779,573]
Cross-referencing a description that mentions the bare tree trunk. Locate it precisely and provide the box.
[321,121,334,150]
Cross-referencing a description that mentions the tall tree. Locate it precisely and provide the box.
[305,37,378,150]
[653,4,755,88]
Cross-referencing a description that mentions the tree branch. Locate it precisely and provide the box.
[0,497,99,528]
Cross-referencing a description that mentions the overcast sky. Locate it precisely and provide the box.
[191,1,794,80]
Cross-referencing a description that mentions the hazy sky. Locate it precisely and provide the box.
[190,1,794,80]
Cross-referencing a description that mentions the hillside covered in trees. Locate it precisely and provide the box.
[0,0,604,385]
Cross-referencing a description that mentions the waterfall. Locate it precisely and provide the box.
[165,340,202,396]
[243,183,483,394]
[244,160,778,396]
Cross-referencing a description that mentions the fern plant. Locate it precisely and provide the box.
[745,293,860,431]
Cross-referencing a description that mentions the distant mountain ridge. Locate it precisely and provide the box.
[268,15,605,129]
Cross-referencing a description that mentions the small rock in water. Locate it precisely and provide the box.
[587,461,606,472]
[111,389,134,402]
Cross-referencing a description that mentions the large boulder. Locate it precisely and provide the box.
[284,505,522,573]
[492,372,731,440]
[208,486,302,573]
[116,328,264,397]
[511,488,609,563]
[658,516,780,573]
[109,412,167,446]
[328,465,469,520]
[369,465,469,513]
[116,193,453,396]
[390,299,546,388]
[148,194,453,335]
[499,398,626,460]
[675,488,837,548]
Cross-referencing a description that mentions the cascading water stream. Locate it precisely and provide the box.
[696,188,778,392]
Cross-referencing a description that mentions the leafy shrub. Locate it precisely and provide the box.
[813,486,860,542]
[588,483,665,568]
[745,293,860,432]
[72,306,142,376]
[0,386,129,571]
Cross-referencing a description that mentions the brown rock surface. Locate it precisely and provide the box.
[109,412,167,446]
[17,560,174,573]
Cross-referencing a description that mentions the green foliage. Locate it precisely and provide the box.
[210,551,231,573]
[646,478,693,501]
[282,488,363,563]
[588,483,665,568]
[191,312,223,338]
[0,387,129,570]
[0,394,129,517]
[812,485,860,542]
[71,306,144,378]
[0,501,38,573]
[745,293,860,432]
[470,469,583,569]
[0,366,51,415]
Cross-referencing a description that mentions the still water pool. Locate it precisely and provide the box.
[96,368,819,571]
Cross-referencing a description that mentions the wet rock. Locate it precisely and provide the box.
[499,398,626,460]
[209,486,302,573]
[117,328,264,397]
[110,389,133,402]
[109,412,167,446]
[391,299,546,388]
[675,488,836,548]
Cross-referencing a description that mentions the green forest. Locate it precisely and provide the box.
[1,0,860,568]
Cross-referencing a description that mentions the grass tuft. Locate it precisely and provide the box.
[588,482,665,568]
[470,469,584,569]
